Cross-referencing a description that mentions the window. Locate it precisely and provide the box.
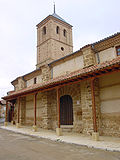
[63,29,66,37]
[43,26,46,35]
[116,46,120,56]
[34,77,37,84]
[56,26,59,34]
[61,47,64,51]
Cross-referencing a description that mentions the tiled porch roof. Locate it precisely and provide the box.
[2,56,120,100]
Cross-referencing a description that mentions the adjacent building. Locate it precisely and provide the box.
[0,100,6,118]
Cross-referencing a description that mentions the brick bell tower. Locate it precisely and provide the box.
[36,5,73,69]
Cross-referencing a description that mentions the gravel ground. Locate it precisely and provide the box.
[0,128,120,160]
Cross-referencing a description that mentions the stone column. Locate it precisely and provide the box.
[56,87,62,136]
[11,103,14,125]
[16,97,20,128]
[33,93,38,132]
[81,79,100,140]
[20,97,26,125]
[81,79,100,138]
[4,101,8,126]
[81,81,94,135]
[91,78,99,141]
[81,45,96,68]
[41,65,51,82]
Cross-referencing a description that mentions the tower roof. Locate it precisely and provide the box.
[51,12,67,23]
[51,2,67,23]
[36,5,72,28]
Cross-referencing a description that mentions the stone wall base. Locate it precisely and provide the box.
[32,125,37,132]
[4,122,8,126]
[56,128,62,136]
[16,123,21,128]
[92,132,99,141]
[11,121,14,125]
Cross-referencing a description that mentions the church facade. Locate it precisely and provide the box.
[3,10,120,140]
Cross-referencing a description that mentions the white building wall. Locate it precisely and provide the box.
[96,47,117,63]
[52,55,84,78]
[99,72,120,114]
[26,75,42,87]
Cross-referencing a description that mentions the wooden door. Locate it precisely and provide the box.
[60,95,73,125]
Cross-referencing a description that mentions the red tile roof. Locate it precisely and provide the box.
[2,56,120,100]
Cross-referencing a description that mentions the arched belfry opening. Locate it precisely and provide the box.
[60,95,73,125]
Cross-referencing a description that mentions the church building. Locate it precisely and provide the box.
[2,8,120,140]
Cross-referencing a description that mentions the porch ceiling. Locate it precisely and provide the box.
[2,56,120,100]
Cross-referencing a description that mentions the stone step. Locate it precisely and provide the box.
[61,125,73,132]
[62,128,73,132]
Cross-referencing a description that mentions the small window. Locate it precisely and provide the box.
[56,26,59,34]
[34,77,37,84]
[63,29,66,37]
[61,47,64,51]
[43,26,46,35]
[116,46,120,56]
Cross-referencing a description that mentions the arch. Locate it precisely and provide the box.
[56,26,59,34]
[43,26,46,35]
[63,29,66,37]
[60,95,73,125]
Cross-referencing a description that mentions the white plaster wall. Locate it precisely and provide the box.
[53,55,84,78]
[99,72,120,114]
[26,79,33,87]
[101,99,120,113]
[99,72,120,87]
[97,47,116,63]
[26,95,34,117]
[26,75,42,87]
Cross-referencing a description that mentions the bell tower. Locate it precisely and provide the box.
[36,6,73,69]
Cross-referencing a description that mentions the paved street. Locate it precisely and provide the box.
[0,129,120,160]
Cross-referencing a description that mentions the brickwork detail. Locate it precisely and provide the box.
[36,16,73,68]
[13,105,17,124]
[82,46,96,68]
[20,97,26,125]
[41,65,51,82]
[47,90,57,130]
[35,92,50,129]
[100,113,120,137]
[59,84,82,133]
[81,79,100,135]
[15,77,26,91]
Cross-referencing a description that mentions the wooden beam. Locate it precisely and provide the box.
[34,93,37,126]
[56,87,60,128]
[91,78,97,132]
[5,65,120,101]
[17,97,20,123]
[5,101,8,122]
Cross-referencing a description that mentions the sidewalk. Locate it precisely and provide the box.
[1,125,120,152]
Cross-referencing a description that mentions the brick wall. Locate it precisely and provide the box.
[81,79,100,135]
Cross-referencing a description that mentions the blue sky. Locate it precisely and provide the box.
[0,0,120,98]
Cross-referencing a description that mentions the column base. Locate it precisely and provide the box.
[4,122,8,126]
[16,123,21,128]
[11,121,14,125]
[32,125,37,132]
[92,132,99,141]
[56,128,62,136]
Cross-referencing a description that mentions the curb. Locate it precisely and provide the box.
[0,126,120,152]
